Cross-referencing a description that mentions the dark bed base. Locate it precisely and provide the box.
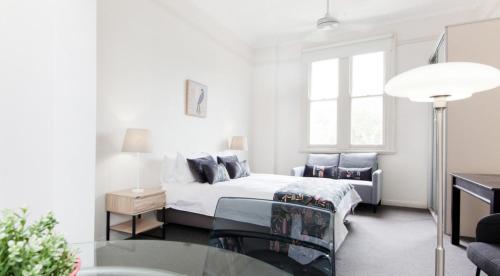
[157,208,214,229]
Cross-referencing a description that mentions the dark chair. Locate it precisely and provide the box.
[467,214,500,276]
[208,197,335,276]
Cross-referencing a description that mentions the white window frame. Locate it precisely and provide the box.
[302,34,396,154]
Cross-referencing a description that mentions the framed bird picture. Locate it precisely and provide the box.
[185,80,208,117]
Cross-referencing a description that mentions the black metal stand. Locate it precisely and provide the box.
[106,211,110,241]
[132,215,137,239]
[106,208,167,241]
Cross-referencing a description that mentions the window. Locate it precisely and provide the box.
[309,59,339,145]
[305,37,395,152]
[350,52,384,145]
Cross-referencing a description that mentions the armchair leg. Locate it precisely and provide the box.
[372,201,381,213]
[476,267,481,276]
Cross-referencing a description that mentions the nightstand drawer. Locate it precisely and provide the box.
[134,194,166,213]
[106,188,166,215]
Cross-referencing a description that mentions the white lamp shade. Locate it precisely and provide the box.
[385,62,500,102]
[122,128,152,153]
[230,136,248,151]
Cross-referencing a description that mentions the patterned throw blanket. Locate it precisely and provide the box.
[270,179,355,263]
[272,178,355,212]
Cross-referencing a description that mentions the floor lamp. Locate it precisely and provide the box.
[384,62,500,276]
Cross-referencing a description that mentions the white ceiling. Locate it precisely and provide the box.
[183,0,485,47]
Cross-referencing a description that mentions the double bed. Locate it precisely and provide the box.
[161,173,362,251]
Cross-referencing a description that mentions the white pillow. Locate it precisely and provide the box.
[160,154,177,185]
[243,160,251,174]
[175,152,196,184]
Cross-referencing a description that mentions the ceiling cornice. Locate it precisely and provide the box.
[152,0,253,63]
[475,0,500,18]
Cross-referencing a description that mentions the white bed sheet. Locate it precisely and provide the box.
[162,173,361,251]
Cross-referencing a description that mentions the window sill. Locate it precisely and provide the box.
[300,147,396,155]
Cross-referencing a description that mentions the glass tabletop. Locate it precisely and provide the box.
[73,240,290,276]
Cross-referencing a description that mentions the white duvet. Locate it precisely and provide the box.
[162,173,362,251]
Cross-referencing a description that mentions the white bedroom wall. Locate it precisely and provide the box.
[250,12,480,209]
[0,0,96,244]
[96,0,253,240]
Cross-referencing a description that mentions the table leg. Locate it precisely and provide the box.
[491,191,500,214]
[132,215,137,239]
[106,211,110,241]
[162,207,166,240]
[451,181,461,246]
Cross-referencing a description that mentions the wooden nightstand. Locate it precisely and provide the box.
[106,187,166,240]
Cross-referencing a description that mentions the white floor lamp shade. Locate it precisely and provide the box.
[385,62,500,276]
[122,129,152,193]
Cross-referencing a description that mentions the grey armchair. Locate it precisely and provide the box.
[291,153,382,212]
[467,214,500,276]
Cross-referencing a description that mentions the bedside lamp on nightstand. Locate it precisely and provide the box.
[122,128,152,193]
[230,136,248,151]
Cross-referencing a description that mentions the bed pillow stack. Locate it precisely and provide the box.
[186,155,233,185]
[202,163,230,184]
[217,155,250,179]
[161,153,197,185]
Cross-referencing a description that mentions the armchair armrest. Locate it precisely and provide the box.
[291,166,305,177]
[476,214,500,243]
[372,169,382,204]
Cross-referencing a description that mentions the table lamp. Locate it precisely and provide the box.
[122,128,152,193]
[230,136,248,151]
[385,62,500,276]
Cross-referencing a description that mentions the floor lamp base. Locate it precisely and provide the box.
[435,247,445,276]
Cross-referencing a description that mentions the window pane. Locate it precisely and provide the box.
[310,101,337,145]
[352,52,384,97]
[310,59,339,100]
[351,96,383,145]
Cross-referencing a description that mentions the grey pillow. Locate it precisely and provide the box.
[217,155,239,167]
[187,156,216,183]
[202,163,230,184]
[226,160,250,179]
[304,165,336,179]
[338,167,372,181]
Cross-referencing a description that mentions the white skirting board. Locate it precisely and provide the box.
[382,199,428,209]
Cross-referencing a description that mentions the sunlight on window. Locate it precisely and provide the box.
[350,51,385,145]
[351,52,384,97]
[310,59,339,100]
[310,101,337,145]
[351,97,383,145]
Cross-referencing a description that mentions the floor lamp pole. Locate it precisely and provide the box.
[434,97,447,276]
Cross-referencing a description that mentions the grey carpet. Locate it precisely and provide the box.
[145,206,479,276]
[336,205,478,276]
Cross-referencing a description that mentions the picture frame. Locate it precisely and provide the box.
[185,80,208,118]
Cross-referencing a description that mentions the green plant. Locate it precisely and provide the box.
[0,208,76,276]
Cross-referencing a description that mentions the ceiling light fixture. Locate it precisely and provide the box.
[317,0,339,30]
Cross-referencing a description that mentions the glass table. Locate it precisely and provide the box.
[73,240,290,276]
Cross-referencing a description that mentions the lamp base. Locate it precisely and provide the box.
[132,188,144,193]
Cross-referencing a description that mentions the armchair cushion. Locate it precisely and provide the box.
[306,154,340,167]
[476,214,500,244]
[467,242,500,275]
[339,153,378,171]
[291,166,305,177]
